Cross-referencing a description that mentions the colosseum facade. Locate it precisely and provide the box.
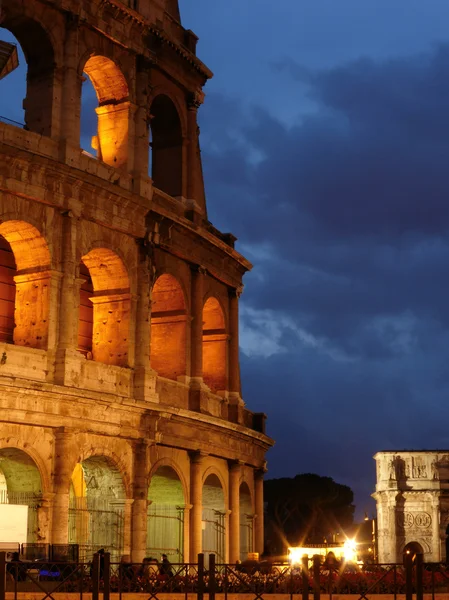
[0,0,273,564]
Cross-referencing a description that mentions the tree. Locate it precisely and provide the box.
[264,473,355,555]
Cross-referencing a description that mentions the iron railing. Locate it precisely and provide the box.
[0,550,447,600]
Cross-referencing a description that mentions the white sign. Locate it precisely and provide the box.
[0,505,28,545]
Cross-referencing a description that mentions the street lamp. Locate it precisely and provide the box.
[364,512,377,563]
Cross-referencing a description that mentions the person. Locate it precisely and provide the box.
[159,554,173,577]
[7,552,27,582]
[90,548,105,580]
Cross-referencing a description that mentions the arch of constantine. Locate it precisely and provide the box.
[0,0,273,563]
[374,451,449,564]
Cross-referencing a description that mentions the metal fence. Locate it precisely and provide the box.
[0,550,446,600]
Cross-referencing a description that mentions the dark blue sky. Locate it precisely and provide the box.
[3,1,449,518]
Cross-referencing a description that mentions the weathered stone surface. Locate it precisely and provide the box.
[0,0,273,564]
[374,450,448,563]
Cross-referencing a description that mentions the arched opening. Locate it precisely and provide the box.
[0,235,16,343]
[150,274,187,380]
[0,31,24,127]
[69,456,126,562]
[80,75,97,155]
[147,466,185,562]
[0,448,43,544]
[0,220,51,349]
[150,95,183,197]
[403,541,424,562]
[203,473,225,564]
[239,482,253,560]
[0,15,56,136]
[82,56,130,168]
[202,297,227,393]
[78,248,131,367]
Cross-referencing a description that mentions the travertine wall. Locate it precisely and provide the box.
[0,0,272,563]
[374,451,449,563]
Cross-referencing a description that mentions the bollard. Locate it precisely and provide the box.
[0,552,5,600]
[103,552,110,600]
[92,552,100,600]
[312,555,320,600]
[209,554,216,600]
[415,553,423,600]
[405,552,413,600]
[301,555,309,600]
[197,553,204,600]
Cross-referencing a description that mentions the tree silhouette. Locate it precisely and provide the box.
[264,473,354,555]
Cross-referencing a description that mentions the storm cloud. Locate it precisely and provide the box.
[198,44,449,513]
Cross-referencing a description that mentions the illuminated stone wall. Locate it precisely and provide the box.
[0,0,272,564]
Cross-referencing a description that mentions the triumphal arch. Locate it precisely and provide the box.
[0,0,272,563]
[374,451,449,563]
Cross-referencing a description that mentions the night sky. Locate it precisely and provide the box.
[2,0,449,519]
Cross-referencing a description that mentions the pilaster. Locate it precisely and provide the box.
[52,428,75,544]
[229,460,242,563]
[189,451,207,561]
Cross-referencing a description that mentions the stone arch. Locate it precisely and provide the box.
[403,540,425,563]
[0,220,51,272]
[76,446,132,499]
[0,447,44,543]
[78,248,131,366]
[0,9,59,135]
[81,54,131,168]
[149,87,187,135]
[69,454,128,561]
[150,94,183,197]
[150,273,187,380]
[147,462,186,562]
[149,458,188,501]
[202,296,227,393]
[239,481,253,559]
[0,437,50,493]
[0,220,51,349]
[202,470,226,563]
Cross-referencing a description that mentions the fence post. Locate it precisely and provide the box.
[405,552,413,600]
[197,553,204,600]
[313,555,320,600]
[302,555,309,600]
[92,552,100,600]
[103,552,110,600]
[0,552,5,600]
[209,554,216,600]
[415,554,423,600]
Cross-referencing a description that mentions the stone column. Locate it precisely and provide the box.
[131,440,150,562]
[37,493,54,543]
[432,495,441,562]
[186,97,200,202]
[228,289,243,403]
[133,57,151,196]
[134,249,157,401]
[52,428,75,544]
[254,469,265,556]
[122,498,134,557]
[185,91,207,217]
[59,14,82,158]
[190,451,205,561]
[229,461,241,563]
[190,266,205,384]
[55,211,80,385]
[388,500,397,563]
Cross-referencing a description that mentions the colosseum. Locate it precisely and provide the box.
[0,0,273,564]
